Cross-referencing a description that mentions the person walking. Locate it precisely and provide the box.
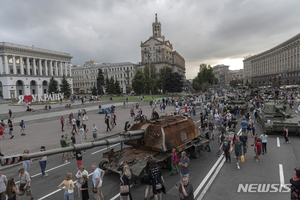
[178,151,190,180]
[144,160,153,200]
[39,146,49,177]
[0,125,3,140]
[8,109,13,120]
[75,151,86,170]
[60,135,71,163]
[65,134,74,159]
[113,113,117,126]
[0,171,7,200]
[105,116,111,132]
[260,131,268,155]
[76,166,88,199]
[175,176,194,200]
[110,114,114,129]
[148,159,164,200]
[82,110,88,121]
[92,124,98,142]
[22,149,32,173]
[290,168,300,200]
[120,165,132,200]
[233,136,243,170]
[255,138,262,164]
[220,135,231,163]
[239,131,248,157]
[71,117,77,134]
[91,163,105,200]
[240,116,248,136]
[284,126,291,144]
[7,119,14,139]
[20,120,25,136]
[18,167,34,200]
[61,117,65,132]
[170,148,179,176]
[5,178,19,200]
[58,172,75,200]
[82,122,88,139]
[79,175,89,200]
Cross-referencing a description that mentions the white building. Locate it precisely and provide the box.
[0,42,73,99]
[72,61,137,94]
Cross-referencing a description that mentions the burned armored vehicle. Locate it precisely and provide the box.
[257,101,300,135]
[101,115,209,185]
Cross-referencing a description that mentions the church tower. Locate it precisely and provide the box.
[152,13,161,38]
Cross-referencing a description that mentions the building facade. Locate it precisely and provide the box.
[243,33,300,85]
[0,42,73,99]
[213,64,229,83]
[140,14,185,78]
[72,61,137,94]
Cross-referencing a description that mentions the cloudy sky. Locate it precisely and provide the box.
[1,0,300,79]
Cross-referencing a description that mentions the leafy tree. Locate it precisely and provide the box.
[144,64,157,94]
[214,78,218,84]
[108,77,115,94]
[105,76,110,94]
[196,64,216,86]
[144,74,154,94]
[96,69,105,95]
[114,79,121,94]
[91,86,97,96]
[164,72,184,94]
[132,70,145,94]
[157,67,172,93]
[48,76,59,94]
[60,75,71,98]
[192,76,201,91]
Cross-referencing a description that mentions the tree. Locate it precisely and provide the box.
[157,67,172,93]
[60,75,71,98]
[192,76,201,91]
[164,72,184,93]
[91,86,97,96]
[196,64,216,86]
[108,77,115,94]
[114,79,121,94]
[48,76,59,94]
[96,69,105,95]
[144,63,157,94]
[214,78,218,84]
[105,76,110,94]
[132,70,145,94]
[144,74,154,94]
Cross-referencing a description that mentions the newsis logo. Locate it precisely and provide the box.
[237,184,291,193]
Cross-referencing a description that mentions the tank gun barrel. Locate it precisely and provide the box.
[119,130,145,137]
[0,134,144,166]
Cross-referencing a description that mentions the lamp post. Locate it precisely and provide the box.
[144,50,152,95]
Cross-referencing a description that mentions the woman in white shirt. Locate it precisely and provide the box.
[76,165,88,199]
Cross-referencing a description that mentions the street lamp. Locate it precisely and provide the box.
[144,50,152,95]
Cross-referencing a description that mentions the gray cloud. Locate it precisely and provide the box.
[0,0,299,79]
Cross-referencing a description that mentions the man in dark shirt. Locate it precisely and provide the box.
[176,176,194,200]
[239,131,248,157]
[60,135,67,163]
[208,120,214,140]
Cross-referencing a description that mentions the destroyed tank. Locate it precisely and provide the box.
[257,101,300,135]
[101,115,209,185]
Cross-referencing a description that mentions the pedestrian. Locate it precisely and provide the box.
[5,178,18,200]
[0,125,3,140]
[220,135,231,163]
[71,133,76,157]
[144,160,153,200]
[260,131,268,155]
[239,131,248,157]
[79,174,89,200]
[113,113,117,126]
[71,117,77,134]
[58,172,75,200]
[105,116,111,132]
[159,104,162,113]
[60,135,70,163]
[170,148,179,176]
[120,165,131,200]
[82,110,88,121]
[246,120,252,137]
[175,176,194,200]
[79,125,85,144]
[18,167,34,200]
[8,109,13,120]
[255,138,262,164]
[178,151,190,180]
[76,150,86,170]
[208,120,215,140]
[19,120,25,136]
[148,159,164,200]
[91,124,98,142]
[58,116,64,132]
[78,109,82,119]
[290,168,300,200]
[76,118,81,130]
[0,171,7,199]
[91,163,105,200]
[39,146,49,177]
[284,126,291,144]
[110,114,114,129]
[82,122,88,139]
[240,116,248,136]
[22,149,32,173]
[162,103,166,113]
[76,165,88,199]
[65,134,74,159]
[233,136,243,170]
[216,131,225,156]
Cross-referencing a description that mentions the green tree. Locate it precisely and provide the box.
[144,63,157,94]
[105,76,110,94]
[114,79,121,94]
[157,67,172,93]
[144,74,154,94]
[164,72,183,94]
[214,78,218,84]
[48,76,59,94]
[60,75,71,98]
[196,64,216,86]
[108,77,115,94]
[132,70,145,94]
[91,85,97,96]
[192,76,201,91]
[96,69,105,95]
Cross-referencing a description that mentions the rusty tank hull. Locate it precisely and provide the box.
[101,115,209,185]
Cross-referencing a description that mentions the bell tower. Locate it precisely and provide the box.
[152,13,161,38]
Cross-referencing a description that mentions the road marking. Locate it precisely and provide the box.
[277,137,280,147]
[197,157,226,200]
[296,110,298,113]
[15,162,71,184]
[279,164,285,187]
[37,173,93,200]
[197,120,200,123]
[110,185,133,200]
[91,144,119,155]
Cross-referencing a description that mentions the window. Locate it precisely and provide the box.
[153,47,155,50]
[121,74,122,78]
[153,58,155,61]
[159,58,161,62]
[145,48,147,51]
[121,80,123,84]
[153,53,155,56]
[131,67,132,70]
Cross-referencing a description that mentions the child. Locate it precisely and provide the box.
[255,138,262,164]
[170,148,179,176]
[80,174,89,200]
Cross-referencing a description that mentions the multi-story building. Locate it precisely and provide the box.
[72,61,137,94]
[243,33,300,85]
[213,64,229,83]
[140,14,185,78]
[0,42,73,99]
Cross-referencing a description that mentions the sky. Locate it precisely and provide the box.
[1,0,300,79]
